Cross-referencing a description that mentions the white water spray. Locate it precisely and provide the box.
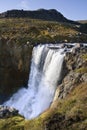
[4,44,65,119]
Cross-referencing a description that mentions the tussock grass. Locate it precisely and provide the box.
[0,18,82,44]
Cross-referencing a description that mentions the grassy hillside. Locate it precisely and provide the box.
[0,18,87,44]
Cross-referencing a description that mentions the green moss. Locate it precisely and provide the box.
[75,67,87,73]
[0,116,25,130]
[58,98,77,114]
[25,118,43,130]
[82,54,87,61]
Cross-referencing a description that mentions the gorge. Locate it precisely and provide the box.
[0,42,87,130]
[3,44,65,119]
[2,43,87,120]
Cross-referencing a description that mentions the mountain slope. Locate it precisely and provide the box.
[0,18,87,44]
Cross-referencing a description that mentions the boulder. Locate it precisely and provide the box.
[0,105,19,118]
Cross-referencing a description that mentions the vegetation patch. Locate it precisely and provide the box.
[75,67,87,73]
[0,18,87,44]
[82,54,87,61]
[0,116,25,130]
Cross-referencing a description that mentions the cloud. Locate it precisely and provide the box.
[19,0,29,10]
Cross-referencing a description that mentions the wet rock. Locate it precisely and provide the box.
[0,106,19,118]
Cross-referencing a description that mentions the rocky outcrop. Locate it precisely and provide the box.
[43,47,87,130]
[0,38,33,103]
[53,47,87,101]
[0,106,18,118]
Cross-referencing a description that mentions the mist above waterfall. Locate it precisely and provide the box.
[4,44,65,119]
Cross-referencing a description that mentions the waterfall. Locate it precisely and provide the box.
[3,44,65,119]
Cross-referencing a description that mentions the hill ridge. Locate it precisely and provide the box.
[0,9,79,24]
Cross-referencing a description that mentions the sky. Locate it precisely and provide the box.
[0,0,87,20]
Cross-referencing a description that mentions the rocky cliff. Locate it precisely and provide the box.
[0,43,87,130]
[53,46,87,101]
[0,38,33,103]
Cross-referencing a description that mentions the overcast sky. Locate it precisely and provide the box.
[0,0,87,20]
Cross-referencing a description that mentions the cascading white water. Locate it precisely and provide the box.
[4,44,65,119]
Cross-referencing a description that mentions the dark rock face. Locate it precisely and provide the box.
[44,113,65,130]
[0,106,18,118]
[0,38,33,103]
[0,9,79,24]
[44,112,85,130]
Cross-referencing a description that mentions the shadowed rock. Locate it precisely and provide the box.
[0,106,19,118]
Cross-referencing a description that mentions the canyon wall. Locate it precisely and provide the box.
[0,38,33,103]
